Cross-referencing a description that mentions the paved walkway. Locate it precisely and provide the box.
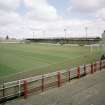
[5,70,105,105]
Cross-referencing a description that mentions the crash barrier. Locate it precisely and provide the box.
[0,60,105,103]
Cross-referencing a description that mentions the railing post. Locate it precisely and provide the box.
[77,66,80,78]
[57,72,61,87]
[102,60,104,69]
[1,81,5,105]
[95,62,97,71]
[42,75,44,92]
[68,71,71,82]
[23,80,28,99]
[94,63,96,72]
[91,64,94,74]
[18,80,21,97]
[104,61,105,68]
[2,81,5,98]
[84,65,86,75]
[100,60,102,71]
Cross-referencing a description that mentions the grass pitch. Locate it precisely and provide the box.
[0,43,104,81]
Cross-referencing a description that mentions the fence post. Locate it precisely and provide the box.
[95,62,97,72]
[91,64,94,74]
[2,81,5,105]
[68,71,71,82]
[77,66,80,78]
[18,80,21,97]
[94,63,96,72]
[42,75,44,92]
[23,80,28,99]
[102,60,104,69]
[57,72,61,87]
[104,61,105,68]
[2,81,5,98]
[100,60,102,71]
[84,65,86,75]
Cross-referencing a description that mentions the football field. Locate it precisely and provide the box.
[0,43,104,81]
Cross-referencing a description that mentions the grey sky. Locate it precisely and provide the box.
[0,0,105,39]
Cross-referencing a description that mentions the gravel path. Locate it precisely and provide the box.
[5,70,105,105]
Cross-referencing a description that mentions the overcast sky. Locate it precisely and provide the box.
[0,0,105,39]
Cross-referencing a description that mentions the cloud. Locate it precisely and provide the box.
[24,0,60,21]
[70,0,105,13]
[65,0,105,36]
[0,0,104,39]
[96,8,105,21]
[0,10,21,26]
[0,0,20,12]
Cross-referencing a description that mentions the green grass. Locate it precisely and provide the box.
[0,43,105,81]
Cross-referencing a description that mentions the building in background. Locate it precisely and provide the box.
[26,37,101,45]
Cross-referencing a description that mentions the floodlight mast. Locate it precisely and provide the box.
[33,32,35,39]
[42,30,46,39]
[64,29,67,39]
[85,27,88,40]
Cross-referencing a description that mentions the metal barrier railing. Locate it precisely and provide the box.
[0,60,105,103]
